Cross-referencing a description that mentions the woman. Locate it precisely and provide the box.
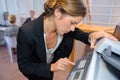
[5,15,19,54]
[5,15,19,37]
[17,0,117,80]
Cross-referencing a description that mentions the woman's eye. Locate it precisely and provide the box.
[71,21,75,25]
[71,21,77,25]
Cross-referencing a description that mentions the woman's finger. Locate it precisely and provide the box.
[62,58,75,66]
[90,38,96,48]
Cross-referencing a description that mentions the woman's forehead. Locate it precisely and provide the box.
[71,16,83,23]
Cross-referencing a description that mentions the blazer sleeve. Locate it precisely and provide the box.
[68,28,90,45]
[17,28,53,78]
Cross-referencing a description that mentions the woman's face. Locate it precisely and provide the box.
[54,14,83,35]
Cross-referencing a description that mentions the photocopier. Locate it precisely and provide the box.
[67,38,120,80]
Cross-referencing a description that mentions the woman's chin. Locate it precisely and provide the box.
[60,31,69,35]
[61,33,64,35]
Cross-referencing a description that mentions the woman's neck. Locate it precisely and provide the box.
[44,16,56,35]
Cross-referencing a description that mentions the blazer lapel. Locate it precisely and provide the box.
[35,36,46,62]
[33,13,46,62]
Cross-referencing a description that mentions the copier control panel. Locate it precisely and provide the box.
[67,53,93,80]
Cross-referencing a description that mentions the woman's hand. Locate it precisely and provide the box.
[89,31,118,48]
[51,57,75,72]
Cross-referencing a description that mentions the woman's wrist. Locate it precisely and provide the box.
[89,31,104,40]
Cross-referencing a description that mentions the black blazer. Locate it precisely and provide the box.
[17,13,90,80]
[23,18,32,24]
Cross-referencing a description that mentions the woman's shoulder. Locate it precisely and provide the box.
[20,20,34,31]
[19,13,44,36]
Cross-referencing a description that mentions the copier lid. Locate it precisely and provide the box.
[95,38,120,55]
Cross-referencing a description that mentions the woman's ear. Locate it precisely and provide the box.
[54,9,62,19]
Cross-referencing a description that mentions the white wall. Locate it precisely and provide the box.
[0,0,45,26]
[0,0,6,24]
[85,0,120,26]
[0,0,120,26]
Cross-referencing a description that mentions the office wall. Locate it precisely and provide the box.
[0,0,120,26]
[0,0,5,25]
[0,0,45,25]
[86,0,120,26]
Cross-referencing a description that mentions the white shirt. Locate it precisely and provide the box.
[44,32,63,63]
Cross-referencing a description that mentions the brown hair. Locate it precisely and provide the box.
[44,0,86,17]
[8,15,16,23]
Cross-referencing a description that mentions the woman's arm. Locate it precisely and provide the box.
[69,28,90,45]
[89,31,118,48]
[69,28,118,48]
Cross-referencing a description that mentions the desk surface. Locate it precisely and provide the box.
[77,24,115,34]
[0,27,7,31]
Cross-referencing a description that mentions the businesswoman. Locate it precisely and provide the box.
[17,0,117,80]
